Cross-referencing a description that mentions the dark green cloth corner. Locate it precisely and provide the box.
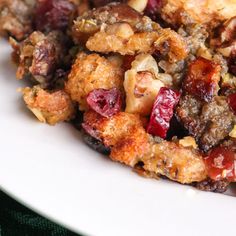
[0,191,81,236]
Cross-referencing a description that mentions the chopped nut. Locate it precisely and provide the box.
[161,0,236,27]
[196,44,212,60]
[143,141,207,184]
[105,22,134,39]
[179,136,198,149]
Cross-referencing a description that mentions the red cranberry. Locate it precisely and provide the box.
[147,87,181,138]
[205,147,236,181]
[35,0,76,32]
[86,88,122,118]
[183,57,221,102]
[144,0,162,21]
[228,93,236,113]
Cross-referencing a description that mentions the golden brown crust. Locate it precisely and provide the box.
[86,25,188,62]
[73,3,188,62]
[86,30,157,55]
[143,141,207,184]
[110,126,150,166]
[83,110,150,166]
[12,31,68,89]
[161,0,236,27]
[65,52,124,110]
[22,86,75,125]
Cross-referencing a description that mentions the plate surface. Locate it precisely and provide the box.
[0,39,236,236]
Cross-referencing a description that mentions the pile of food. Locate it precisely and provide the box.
[1,0,236,193]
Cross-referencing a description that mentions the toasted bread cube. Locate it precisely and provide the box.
[161,0,236,27]
[65,52,123,110]
[86,26,188,62]
[22,86,75,125]
[143,141,207,183]
[83,110,150,166]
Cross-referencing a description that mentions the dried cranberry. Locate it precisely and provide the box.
[35,0,76,32]
[86,88,122,118]
[204,147,236,181]
[144,0,162,21]
[228,93,236,113]
[147,87,181,138]
[183,57,221,102]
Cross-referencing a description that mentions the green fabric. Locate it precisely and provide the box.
[0,191,81,236]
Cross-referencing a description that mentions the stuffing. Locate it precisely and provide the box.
[73,3,188,62]
[72,3,143,42]
[161,0,236,27]
[210,16,236,77]
[65,52,124,110]
[210,17,236,57]
[124,54,165,116]
[12,31,68,88]
[22,86,75,125]
[83,110,207,183]
[86,24,188,62]
[83,110,150,166]
[5,1,236,190]
[0,0,36,40]
[142,141,207,184]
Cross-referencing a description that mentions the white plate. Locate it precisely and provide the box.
[0,38,236,236]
